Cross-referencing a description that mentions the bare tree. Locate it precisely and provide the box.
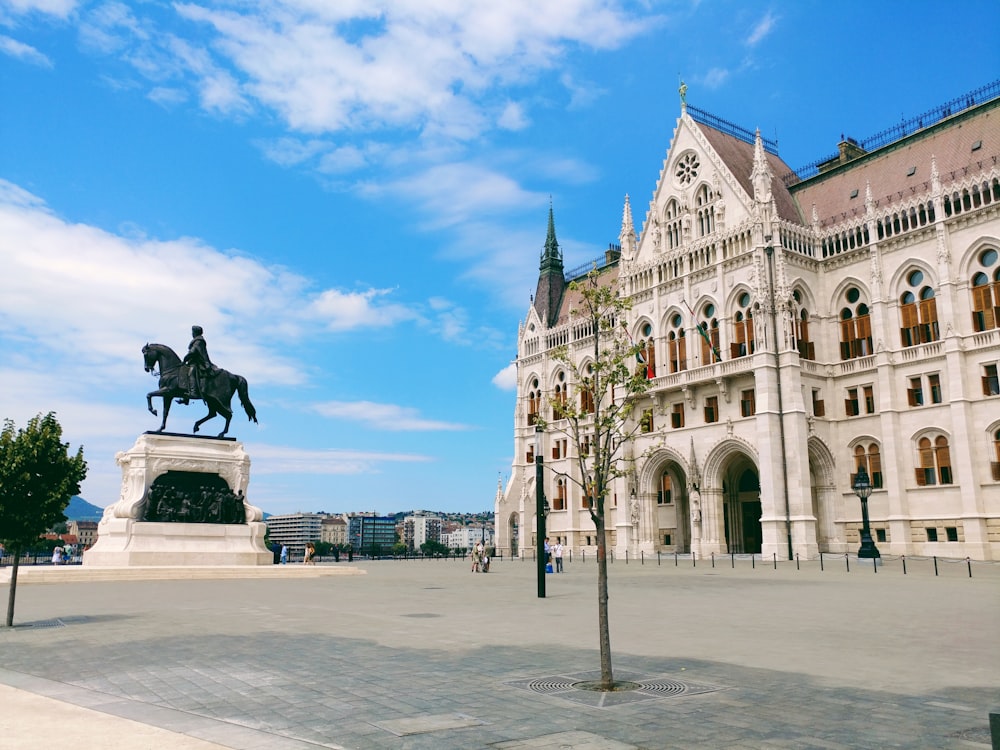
[542,270,650,689]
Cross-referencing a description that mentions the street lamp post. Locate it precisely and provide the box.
[853,465,881,559]
[535,424,546,598]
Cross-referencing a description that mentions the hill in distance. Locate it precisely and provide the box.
[65,495,105,521]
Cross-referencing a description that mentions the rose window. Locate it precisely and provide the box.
[675,152,700,185]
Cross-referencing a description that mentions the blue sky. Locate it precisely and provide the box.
[2,1,997,516]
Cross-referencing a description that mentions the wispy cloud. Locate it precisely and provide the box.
[246,443,433,475]
[3,0,77,19]
[492,362,517,390]
[746,10,777,47]
[0,34,52,66]
[312,400,474,431]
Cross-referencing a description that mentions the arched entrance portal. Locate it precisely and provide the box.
[721,461,761,554]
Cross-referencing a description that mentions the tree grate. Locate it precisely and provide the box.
[506,671,726,708]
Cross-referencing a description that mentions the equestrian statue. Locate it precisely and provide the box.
[143,326,258,438]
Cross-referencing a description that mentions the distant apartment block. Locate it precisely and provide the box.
[68,520,98,548]
[403,515,442,551]
[321,516,348,546]
[444,527,494,550]
[265,512,325,555]
[348,515,397,554]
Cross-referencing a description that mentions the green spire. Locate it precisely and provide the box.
[539,201,563,275]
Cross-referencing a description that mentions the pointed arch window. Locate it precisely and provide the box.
[839,287,872,360]
[664,200,681,250]
[553,478,566,511]
[792,290,815,359]
[992,429,1000,481]
[527,378,540,425]
[731,292,755,358]
[667,313,687,372]
[971,248,1000,332]
[695,184,715,236]
[900,270,939,346]
[699,303,721,365]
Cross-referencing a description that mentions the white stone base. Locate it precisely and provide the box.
[83,519,272,567]
[84,433,272,567]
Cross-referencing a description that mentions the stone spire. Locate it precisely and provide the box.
[688,438,701,491]
[619,194,637,260]
[533,202,565,328]
[750,128,773,205]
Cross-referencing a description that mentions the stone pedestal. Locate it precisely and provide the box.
[84,433,272,567]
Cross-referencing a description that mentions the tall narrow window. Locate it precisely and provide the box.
[527,379,540,425]
[853,444,883,489]
[935,436,953,484]
[839,288,872,360]
[793,290,815,359]
[740,389,756,417]
[658,473,672,505]
[845,387,860,416]
[900,270,939,346]
[928,374,942,404]
[992,429,1000,481]
[671,402,685,428]
[731,292,754,358]
[916,437,936,485]
[699,304,721,364]
[983,364,1000,396]
[704,396,719,423]
[668,314,687,372]
[812,389,825,417]
[640,409,654,433]
[554,479,566,510]
[863,385,875,414]
[907,377,924,407]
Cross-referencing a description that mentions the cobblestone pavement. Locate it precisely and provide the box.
[1,557,998,749]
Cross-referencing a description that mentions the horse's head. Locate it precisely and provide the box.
[142,343,157,373]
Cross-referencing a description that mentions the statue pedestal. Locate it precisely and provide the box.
[84,433,272,567]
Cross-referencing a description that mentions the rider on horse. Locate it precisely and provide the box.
[180,325,217,404]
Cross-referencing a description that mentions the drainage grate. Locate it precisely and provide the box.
[506,670,725,708]
[16,619,66,629]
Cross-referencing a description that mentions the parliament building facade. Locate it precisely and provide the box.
[497,82,1000,562]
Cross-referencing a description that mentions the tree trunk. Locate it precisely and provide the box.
[595,515,614,689]
[5,545,21,627]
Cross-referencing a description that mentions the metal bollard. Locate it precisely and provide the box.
[820,551,824,571]
[845,553,850,573]
[902,555,906,575]
[933,555,938,576]
[711,552,715,568]
[625,550,628,565]
[795,553,800,571]
[692,552,696,568]
[675,551,678,567]
[967,557,972,578]
[731,552,735,569]
[751,553,755,569]
[658,551,661,566]
[773,552,777,570]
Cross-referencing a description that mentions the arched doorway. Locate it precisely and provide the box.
[639,450,690,553]
[721,461,761,554]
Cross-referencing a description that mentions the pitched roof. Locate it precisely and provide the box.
[696,121,803,224]
[789,98,1000,227]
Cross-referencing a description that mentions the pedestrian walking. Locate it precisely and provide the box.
[280,544,288,564]
[554,541,564,572]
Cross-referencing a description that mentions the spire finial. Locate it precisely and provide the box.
[678,77,687,111]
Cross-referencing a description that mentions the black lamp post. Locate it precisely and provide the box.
[535,424,546,598]
[853,465,881,559]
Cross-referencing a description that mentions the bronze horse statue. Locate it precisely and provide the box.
[143,343,257,437]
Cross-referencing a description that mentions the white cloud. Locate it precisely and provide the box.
[3,0,76,18]
[498,101,530,131]
[701,66,730,89]
[312,400,473,431]
[309,288,420,331]
[746,11,777,47]
[492,362,517,390]
[0,34,52,66]
[256,136,330,167]
[147,85,187,106]
[0,179,431,384]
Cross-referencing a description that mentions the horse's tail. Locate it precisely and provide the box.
[237,376,258,424]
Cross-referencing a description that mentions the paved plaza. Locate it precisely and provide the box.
[1,556,998,749]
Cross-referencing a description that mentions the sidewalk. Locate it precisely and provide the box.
[1,557,998,749]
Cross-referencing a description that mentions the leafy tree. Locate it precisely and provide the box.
[544,270,650,690]
[419,539,448,557]
[312,541,334,558]
[0,413,87,627]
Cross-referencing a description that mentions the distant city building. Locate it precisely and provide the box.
[68,520,98,548]
[265,512,325,555]
[403,515,442,551]
[348,515,397,554]
[321,516,348,546]
[444,527,494,550]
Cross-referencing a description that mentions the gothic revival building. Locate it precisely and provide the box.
[497,82,1000,562]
